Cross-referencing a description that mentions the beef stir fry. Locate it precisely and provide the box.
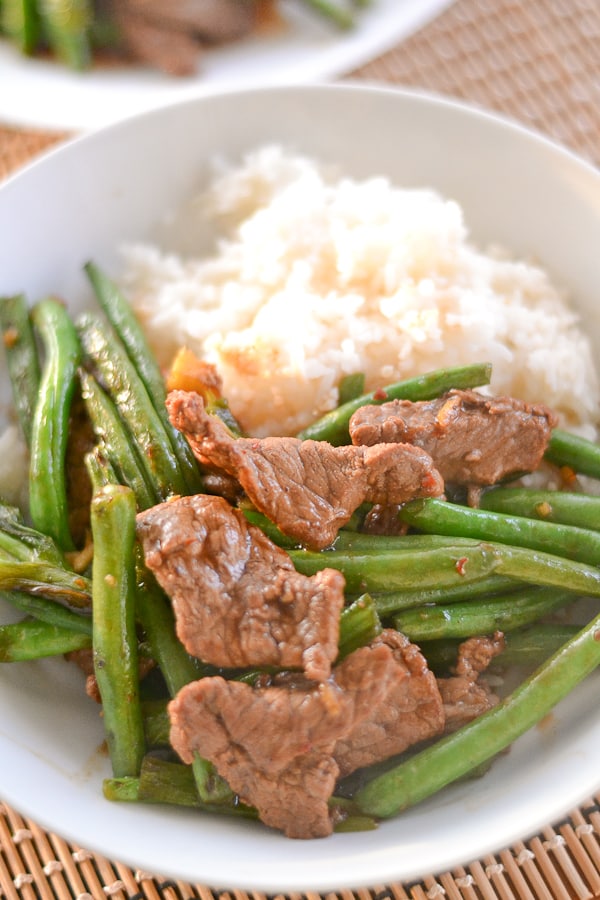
[1,265,600,840]
[0,0,363,75]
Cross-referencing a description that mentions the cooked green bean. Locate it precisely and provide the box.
[141,699,170,748]
[37,0,92,69]
[480,488,600,532]
[78,313,189,500]
[134,557,229,803]
[84,262,202,494]
[393,586,574,641]
[79,368,158,509]
[91,484,145,778]
[1,0,40,53]
[0,618,91,661]
[84,445,119,494]
[338,372,366,405]
[0,558,91,607]
[290,537,600,597]
[105,755,258,819]
[398,497,600,565]
[0,503,66,566]
[29,298,81,551]
[296,362,493,445]
[1,589,92,634]
[370,575,519,617]
[546,428,600,480]
[301,0,355,28]
[355,608,600,818]
[135,562,204,697]
[0,294,41,445]
[338,593,382,659]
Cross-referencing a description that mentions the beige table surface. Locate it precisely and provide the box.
[1,1,600,897]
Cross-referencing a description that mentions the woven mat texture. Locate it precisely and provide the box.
[1,0,600,897]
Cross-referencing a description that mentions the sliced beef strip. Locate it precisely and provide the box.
[349,389,558,503]
[169,639,413,838]
[437,632,505,732]
[111,8,202,76]
[167,390,444,550]
[136,494,345,682]
[333,629,445,777]
[120,0,256,42]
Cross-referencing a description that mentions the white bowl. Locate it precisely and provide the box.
[0,84,600,893]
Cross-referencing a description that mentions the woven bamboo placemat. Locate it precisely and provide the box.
[1,0,600,897]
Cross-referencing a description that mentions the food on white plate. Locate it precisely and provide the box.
[0,147,599,840]
[0,0,365,75]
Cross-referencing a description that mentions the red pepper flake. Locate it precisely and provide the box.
[455,556,469,576]
[560,465,578,487]
[2,326,19,348]
[373,388,388,401]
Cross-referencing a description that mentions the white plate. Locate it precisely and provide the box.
[1,84,600,892]
[0,0,452,130]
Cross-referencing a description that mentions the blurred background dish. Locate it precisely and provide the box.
[0,0,452,130]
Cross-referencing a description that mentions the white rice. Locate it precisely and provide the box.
[120,144,600,439]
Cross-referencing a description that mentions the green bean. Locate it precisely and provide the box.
[290,537,600,597]
[370,576,520,617]
[141,699,170,748]
[1,589,92,634]
[296,362,492,445]
[0,0,40,53]
[29,298,81,551]
[355,607,600,818]
[102,776,140,804]
[546,428,600,480]
[398,497,600,566]
[105,755,258,819]
[84,262,202,494]
[338,594,382,659]
[78,313,190,500]
[393,586,574,641]
[0,294,41,445]
[38,0,92,69]
[134,557,228,803]
[0,503,66,566]
[0,558,91,607]
[135,561,204,697]
[79,368,158,509]
[490,623,581,669]
[480,488,600,532]
[0,618,91,661]
[91,484,145,778]
[300,0,355,28]
[290,537,494,593]
[84,445,118,494]
[338,372,366,405]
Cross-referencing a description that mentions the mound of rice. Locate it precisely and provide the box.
[120,145,599,439]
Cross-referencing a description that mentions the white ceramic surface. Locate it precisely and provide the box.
[0,0,452,130]
[0,84,600,892]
